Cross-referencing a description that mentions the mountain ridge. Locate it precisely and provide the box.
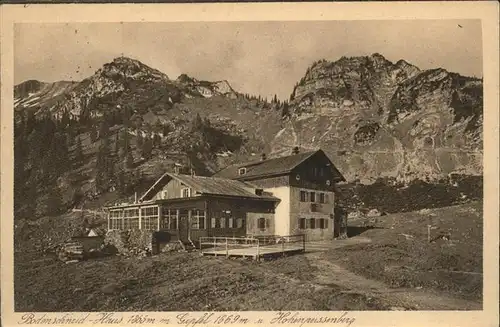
[14,54,483,190]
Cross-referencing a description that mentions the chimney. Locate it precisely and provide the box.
[260,153,267,161]
[292,146,300,155]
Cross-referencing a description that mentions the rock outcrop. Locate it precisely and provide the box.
[14,54,483,184]
[273,53,482,183]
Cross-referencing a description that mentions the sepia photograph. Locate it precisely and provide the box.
[1,3,499,326]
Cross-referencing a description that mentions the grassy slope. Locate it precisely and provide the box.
[326,201,483,301]
[14,202,482,311]
[14,252,387,312]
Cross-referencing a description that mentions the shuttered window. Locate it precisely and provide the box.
[307,218,316,229]
[258,217,266,231]
[319,193,325,203]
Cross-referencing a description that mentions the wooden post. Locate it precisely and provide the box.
[157,205,161,231]
[138,205,142,230]
[187,209,192,240]
[225,238,229,258]
[256,239,260,261]
[107,210,110,230]
[302,234,306,252]
[281,238,285,257]
[176,209,180,240]
[213,237,217,257]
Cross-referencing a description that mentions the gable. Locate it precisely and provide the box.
[213,150,317,180]
[292,150,345,183]
[140,173,280,202]
[213,149,345,183]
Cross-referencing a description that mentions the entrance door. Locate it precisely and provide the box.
[178,209,190,242]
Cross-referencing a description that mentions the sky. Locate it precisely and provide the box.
[14,20,482,100]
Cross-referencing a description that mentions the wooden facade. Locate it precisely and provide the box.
[106,148,346,244]
[107,175,278,245]
[215,149,344,241]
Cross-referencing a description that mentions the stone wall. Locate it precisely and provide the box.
[104,230,153,255]
[104,230,184,255]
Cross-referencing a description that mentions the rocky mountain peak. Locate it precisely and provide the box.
[369,52,392,68]
[14,80,46,98]
[97,56,170,82]
[176,73,197,84]
[14,54,482,185]
[175,73,236,98]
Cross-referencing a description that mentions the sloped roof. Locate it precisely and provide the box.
[72,227,106,238]
[213,150,318,180]
[140,173,279,202]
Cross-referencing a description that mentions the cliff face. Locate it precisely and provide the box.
[273,53,482,183]
[14,54,483,185]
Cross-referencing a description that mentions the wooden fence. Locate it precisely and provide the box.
[199,234,305,260]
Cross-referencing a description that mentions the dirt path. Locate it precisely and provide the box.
[305,252,482,310]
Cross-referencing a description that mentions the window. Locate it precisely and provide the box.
[141,206,159,230]
[161,208,178,230]
[211,217,217,228]
[228,217,234,228]
[307,218,316,229]
[236,218,244,228]
[324,219,329,229]
[313,167,318,177]
[319,218,325,229]
[181,188,191,198]
[319,167,325,177]
[319,193,325,203]
[191,210,206,229]
[310,192,316,203]
[300,191,307,202]
[160,190,168,199]
[109,210,123,230]
[238,167,247,175]
[299,218,306,229]
[258,217,266,231]
[123,208,140,230]
[219,217,226,229]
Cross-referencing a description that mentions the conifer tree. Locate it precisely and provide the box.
[99,119,110,139]
[162,123,171,137]
[136,131,144,153]
[142,137,153,159]
[126,151,134,169]
[114,133,120,156]
[45,183,63,216]
[74,136,84,163]
[71,186,84,206]
[153,133,161,148]
[90,125,98,142]
[95,137,111,192]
